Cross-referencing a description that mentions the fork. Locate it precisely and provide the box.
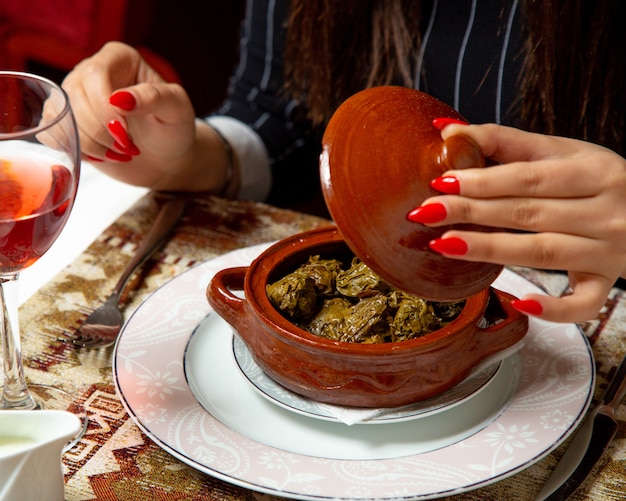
[67,197,185,348]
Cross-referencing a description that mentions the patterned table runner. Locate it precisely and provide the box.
[12,193,626,501]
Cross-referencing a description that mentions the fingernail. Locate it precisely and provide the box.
[107,120,133,150]
[86,155,103,163]
[113,140,140,156]
[429,237,468,256]
[430,176,460,194]
[109,90,136,111]
[105,149,132,162]
[407,203,447,224]
[510,299,544,316]
[432,117,469,130]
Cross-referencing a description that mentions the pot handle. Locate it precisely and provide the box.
[206,267,250,332]
[476,288,529,353]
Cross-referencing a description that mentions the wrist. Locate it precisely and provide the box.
[194,119,240,197]
[205,122,240,198]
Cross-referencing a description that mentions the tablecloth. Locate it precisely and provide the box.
[12,192,626,501]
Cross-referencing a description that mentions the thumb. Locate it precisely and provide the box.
[109,82,194,126]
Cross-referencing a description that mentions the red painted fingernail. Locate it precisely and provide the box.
[107,120,133,150]
[407,203,447,224]
[430,176,460,194]
[432,117,469,130]
[510,299,544,316]
[429,237,468,256]
[86,155,103,162]
[109,90,136,111]
[105,149,132,162]
[113,140,140,156]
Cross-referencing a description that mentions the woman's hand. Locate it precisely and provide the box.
[62,41,229,192]
[408,123,626,323]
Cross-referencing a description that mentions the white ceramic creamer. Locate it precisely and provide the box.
[0,410,81,501]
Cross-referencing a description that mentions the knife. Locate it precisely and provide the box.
[535,354,626,500]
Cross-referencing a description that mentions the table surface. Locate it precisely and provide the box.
[19,162,148,305]
[10,189,626,501]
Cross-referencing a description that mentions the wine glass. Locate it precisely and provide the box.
[0,71,82,420]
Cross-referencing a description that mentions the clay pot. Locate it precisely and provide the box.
[321,86,502,301]
[207,227,528,408]
[208,87,528,408]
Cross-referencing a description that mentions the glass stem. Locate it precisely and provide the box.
[0,275,37,410]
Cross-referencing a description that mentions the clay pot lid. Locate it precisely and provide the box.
[320,86,502,301]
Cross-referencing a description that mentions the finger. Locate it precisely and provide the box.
[417,195,606,237]
[429,229,618,277]
[73,98,114,158]
[438,125,621,199]
[513,275,611,323]
[442,157,610,199]
[75,41,159,93]
[118,82,193,125]
[38,96,67,151]
[63,71,117,156]
[63,85,133,162]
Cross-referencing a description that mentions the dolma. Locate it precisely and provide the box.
[308,297,352,340]
[267,254,464,344]
[336,258,389,297]
[266,272,318,320]
[389,291,440,341]
[341,295,390,343]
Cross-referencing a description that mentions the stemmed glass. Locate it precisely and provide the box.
[0,71,82,417]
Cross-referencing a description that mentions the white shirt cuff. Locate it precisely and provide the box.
[204,116,272,201]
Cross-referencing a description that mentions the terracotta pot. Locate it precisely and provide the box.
[321,86,503,301]
[207,227,528,408]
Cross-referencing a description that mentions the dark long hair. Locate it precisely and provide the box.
[284,0,626,155]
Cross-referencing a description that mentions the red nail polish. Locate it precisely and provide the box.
[432,117,469,130]
[113,140,140,156]
[107,120,133,150]
[109,91,136,111]
[429,237,468,256]
[430,176,460,194]
[510,299,544,316]
[86,155,103,162]
[407,203,447,224]
[105,149,132,162]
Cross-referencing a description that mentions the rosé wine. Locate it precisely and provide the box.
[0,157,74,274]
